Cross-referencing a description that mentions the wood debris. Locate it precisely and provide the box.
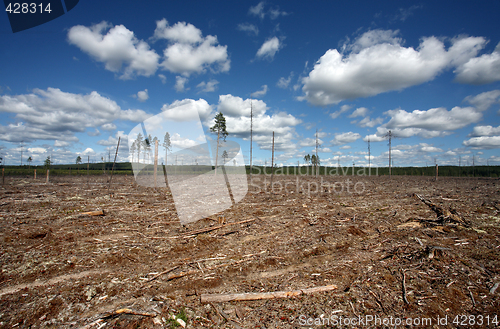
[414,193,469,226]
[201,284,337,303]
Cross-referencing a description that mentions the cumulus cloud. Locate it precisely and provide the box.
[363,104,483,141]
[250,85,268,98]
[237,23,259,36]
[68,22,160,79]
[419,143,443,152]
[299,137,323,147]
[158,74,167,84]
[153,20,202,43]
[301,30,487,106]
[170,132,199,149]
[277,73,293,89]
[463,136,500,149]
[256,37,282,60]
[332,132,361,145]
[385,106,481,131]
[175,76,189,92]
[101,123,117,131]
[216,94,301,152]
[464,89,500,111]
[97,131,126,146]
[218,94,267,117]
[154,19,230,77]
[463,124,500,149]
[196,79,219,93]
[357,116,383,128]
[0,88,148,143]
[468,125,500,137]
[348,107,369,118]
[137,89,149,102]
[160,98,213,122]
[455,43,500,85]
[329,104,352,119]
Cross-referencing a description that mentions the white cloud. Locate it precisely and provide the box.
[250,85,268,98]
[196,79,219,93]
[256,37,282,60]
[357,116,383,128]
[237,23,259,36]
[463,136,500,149]
[175,76,189,92]
[385,106,481,132]
[97,131,125,146]
[332,132,361,145]
[419,143,443,152]
[216,94,301,152]
[249,2,265,19]
[153,20,202,43]
[68,22,160,79]
[464,89,500,111]
[348,107,369,118]
[277,73,293,89]
[155,19,230,77]
[301,30,487,106]
[455,43,500,85]
[248,2,289,20]
[81,148,95,155]
[160,98,213,122]
[329,104,352,119]
[363,134,387,142]
[170,133,199,149]
[299,137,323,147]
[158,74,167,84]
[54,140,71,147]
[0,88,148,143]
[218,94,267,117]
[28,147,46,154]
[137,89,149,102]
[340,145,351,150]
[468,125,500,137]
[101,123,116,131]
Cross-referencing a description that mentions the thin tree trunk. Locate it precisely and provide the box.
[215,128,220,175]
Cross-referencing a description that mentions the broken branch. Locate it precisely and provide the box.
[201,284,337,303]
[146,265,180,282]
[80,210,105,216]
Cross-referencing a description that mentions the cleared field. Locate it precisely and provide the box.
[0,175,499,328]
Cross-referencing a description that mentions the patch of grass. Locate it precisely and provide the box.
[166,308,187,328]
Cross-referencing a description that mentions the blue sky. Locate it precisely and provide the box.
[1,1,500,167]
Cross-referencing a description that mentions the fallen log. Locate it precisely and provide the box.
[101,308,156,319]
[201,284,337,303]
[80,210,105,216]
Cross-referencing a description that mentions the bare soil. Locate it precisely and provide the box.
[0,174,499,328]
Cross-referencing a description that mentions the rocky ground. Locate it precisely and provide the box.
[0,174,499,328]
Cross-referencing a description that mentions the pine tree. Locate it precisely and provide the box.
[162,132,171,166]
[210,112,228,174]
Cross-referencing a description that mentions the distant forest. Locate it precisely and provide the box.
[2,163,500,178]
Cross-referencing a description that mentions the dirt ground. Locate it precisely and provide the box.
[0,174,499,328]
